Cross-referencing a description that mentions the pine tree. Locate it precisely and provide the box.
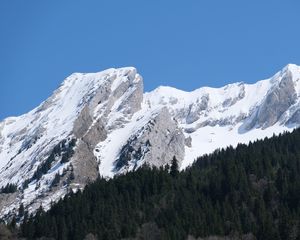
[17,128,300,240]
[9,216,16,230]
[51,173,61,187]
[19,203,25,218]
[170,156,179,178]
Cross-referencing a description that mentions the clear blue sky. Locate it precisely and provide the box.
[1,0,300,120]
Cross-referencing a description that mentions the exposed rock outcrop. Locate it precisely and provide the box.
[247,70,297,130]
[1,64,300,219]
[115,107,185,172]
[287,109,300,125]
[185,136,192,148]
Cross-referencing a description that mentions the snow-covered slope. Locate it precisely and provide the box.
[0,67,144,217]
[1,64,300,218]
[144,64,300,168]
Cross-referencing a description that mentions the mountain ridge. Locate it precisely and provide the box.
[0,64,300,218]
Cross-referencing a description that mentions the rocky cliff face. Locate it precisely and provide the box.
[1,64,300,219]
[114,107,185,173]
[245,69,298,130]
[0,67,149,218]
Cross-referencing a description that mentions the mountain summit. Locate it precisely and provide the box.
[0,64,300,218]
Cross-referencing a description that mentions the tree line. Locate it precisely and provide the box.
[7,128,300,239]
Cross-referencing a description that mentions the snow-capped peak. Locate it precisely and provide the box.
[1,64,300,219]
[0,66,142,217]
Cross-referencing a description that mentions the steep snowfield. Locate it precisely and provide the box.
[286,64,300,95]
[0,68,124,185]
[181,123,291,169]
[95,106,162,177]
[95,63,300,176]
[144,64,300,169]
[144,79,271,124]
[0,67,143,216]
[1,63,300,218]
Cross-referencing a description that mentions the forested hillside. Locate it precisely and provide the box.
[15,128,300,239]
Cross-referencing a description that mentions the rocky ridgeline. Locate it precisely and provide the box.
[0,64,300,218]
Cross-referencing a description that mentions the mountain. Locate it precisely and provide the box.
[1,64,300,218]
[18,128,300,240]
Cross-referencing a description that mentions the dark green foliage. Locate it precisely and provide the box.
[115,140,151,171]
[26,138,77,187]
[51,173,61,187]
[18,203,25,218]
[32,153,54,181]
[69,170,75,181]
[20,129,300,240]
[9,217,16,229]
[60,150,74,164]
[170,156,179,178]
[59,139,76,164]
[22,179,30,190]
[0,183,17,194]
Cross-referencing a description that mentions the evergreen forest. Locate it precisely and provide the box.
[6,128,300,239]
